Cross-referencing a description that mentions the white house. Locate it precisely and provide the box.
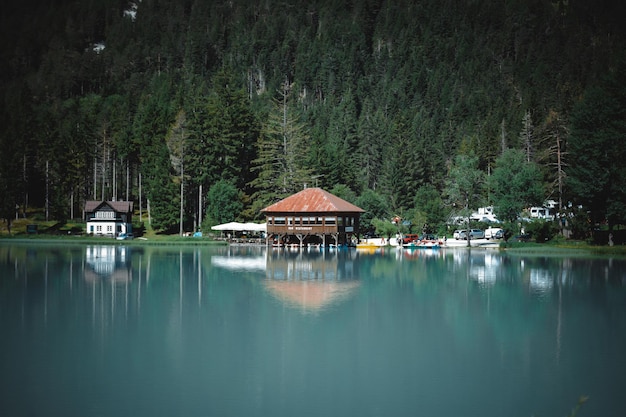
[84,201,133,237]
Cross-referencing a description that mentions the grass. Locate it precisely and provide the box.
[500,239,626,257]
[0,217,227,246]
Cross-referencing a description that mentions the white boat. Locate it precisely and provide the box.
[402,236,443,249]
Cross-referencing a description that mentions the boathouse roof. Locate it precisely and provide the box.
[261,188,364,214]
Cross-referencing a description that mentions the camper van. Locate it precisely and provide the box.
[528,207,554,220]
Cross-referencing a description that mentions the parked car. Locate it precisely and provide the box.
[485,227,503,240]
[458,229,484,240]
[453,229,464,239]
[401,234,420,244]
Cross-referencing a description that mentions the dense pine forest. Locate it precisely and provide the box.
[1,0,625,236]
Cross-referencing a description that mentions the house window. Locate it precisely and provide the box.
[107,225,113,232]
[95,211,115,220]
[96,225,102,232]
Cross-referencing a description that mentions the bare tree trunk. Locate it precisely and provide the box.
[179,153,184,236]
[126,161,130,202]
[45,160,49,221]
[112,157,116,201]
[101,127,106,201]
[556,135,564,211]
[198,184,202,230]
[139,172,142,223]
[93,152,97,200]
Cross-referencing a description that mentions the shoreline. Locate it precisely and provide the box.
[1,236,624,258]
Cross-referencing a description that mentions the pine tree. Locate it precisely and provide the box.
[567,77,626,229]
[520,110,534,163]
[444,154,485,245]
[249,80,313,214]
[490,148,544,223]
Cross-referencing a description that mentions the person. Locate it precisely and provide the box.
[609,233,614,247]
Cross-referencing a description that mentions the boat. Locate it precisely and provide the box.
[403,240,440,249]
[402,234,443,249]
[356,237,388,248]
[356,241,384,249]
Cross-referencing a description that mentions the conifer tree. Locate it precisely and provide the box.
[567,78,626,229]
[444,154,485,246]
[249,80,313,213]
[490,148,544,223]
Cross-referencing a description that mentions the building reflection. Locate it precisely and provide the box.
[211,248,361,311]
[84,245,132,284]
[264,250,360,311]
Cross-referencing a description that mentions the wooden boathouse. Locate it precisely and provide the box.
[261,187,365,247]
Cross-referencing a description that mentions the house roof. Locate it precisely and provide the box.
[261,188,364,214]
[84,201,134,213]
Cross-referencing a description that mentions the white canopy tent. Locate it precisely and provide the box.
[211,222,266,233]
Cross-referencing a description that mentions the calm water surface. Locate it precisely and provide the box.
[1,242,625,417]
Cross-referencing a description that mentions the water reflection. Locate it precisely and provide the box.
[1,243,626,417]
[84,245,132,283]
[211,248,361,312]
[469,251,500,286]
[264,250,360,311]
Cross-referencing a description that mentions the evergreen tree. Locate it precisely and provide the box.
[520,110,535,163]
[540,109,568,211]
[204,180,243,227]
[490,148,544,223]
[186,70,259,220]
[0,124,23,233]
[249,80,313,214]
[355,189,390,234]
[567,76,626,229]
[444,154,485,245]
[355,100,387,191]
[133,75,178,232]
[166,110,189,235]
[413,184,446,232]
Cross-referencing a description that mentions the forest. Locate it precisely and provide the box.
[0,0,625,236]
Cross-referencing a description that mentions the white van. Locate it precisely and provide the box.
[485,227,503,240]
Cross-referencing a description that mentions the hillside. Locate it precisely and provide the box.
[1,0,625,233]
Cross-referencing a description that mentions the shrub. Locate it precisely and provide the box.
[524,220,560,243]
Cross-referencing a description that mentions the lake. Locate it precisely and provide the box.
[1,242,625,417]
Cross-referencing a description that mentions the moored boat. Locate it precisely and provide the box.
[401,234,444,249]
[403,240,441,249]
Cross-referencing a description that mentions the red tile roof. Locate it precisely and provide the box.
[261,188,364,213]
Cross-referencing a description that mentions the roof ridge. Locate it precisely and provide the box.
[261,188,364,213]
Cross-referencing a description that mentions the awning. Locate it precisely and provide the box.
[211,222,266,232]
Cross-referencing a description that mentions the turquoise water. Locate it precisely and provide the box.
[1,243,625,417]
